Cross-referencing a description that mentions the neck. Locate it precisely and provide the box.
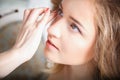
[65,61,96,80]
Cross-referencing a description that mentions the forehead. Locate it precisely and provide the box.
[62,0,93,6]
[62,0,94,15]
[62,0,95,28]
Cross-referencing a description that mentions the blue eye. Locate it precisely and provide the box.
[70,23,82,34]
[58,8,63,17]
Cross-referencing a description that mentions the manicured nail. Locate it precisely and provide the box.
[45,8,49,12]
[51,10,57,13]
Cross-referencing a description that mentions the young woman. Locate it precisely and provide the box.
[45,0,120,80]
[0,0,120,80]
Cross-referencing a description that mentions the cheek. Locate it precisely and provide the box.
[60,36,95,65]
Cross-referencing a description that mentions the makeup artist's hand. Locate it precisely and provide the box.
[0,8,53,78]
[13,8,50,61]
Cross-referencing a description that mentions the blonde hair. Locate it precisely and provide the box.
[94,0,120,78]
[50,0,120,79]
[51,0,62,10]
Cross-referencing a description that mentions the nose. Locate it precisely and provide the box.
[47,16,63,38]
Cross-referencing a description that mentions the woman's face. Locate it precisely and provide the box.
[44,0,97,65]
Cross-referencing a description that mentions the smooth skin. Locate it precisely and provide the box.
[45,0,97,80]
[45,0,96,65]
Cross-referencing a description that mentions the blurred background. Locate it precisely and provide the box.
[0,0,53,80]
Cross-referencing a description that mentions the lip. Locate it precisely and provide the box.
[46,39,59,51]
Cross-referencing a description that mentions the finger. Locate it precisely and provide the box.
[37,8,50,28]
[33,9,50,39]
[26,8,46,24]
[23,9,30,23]
[47,11,57,24]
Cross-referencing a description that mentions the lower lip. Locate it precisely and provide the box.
[45,40,58,52]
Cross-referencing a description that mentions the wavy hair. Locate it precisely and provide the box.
[94,0,120,78]
[49,0,120,79]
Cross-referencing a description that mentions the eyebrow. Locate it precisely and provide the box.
[60,3,85,30]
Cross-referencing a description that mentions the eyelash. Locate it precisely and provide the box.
[70,23,82,34]
[57,7,82,34]
[57,8,63,17]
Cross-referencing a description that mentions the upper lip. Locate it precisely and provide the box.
[48,39,59,50]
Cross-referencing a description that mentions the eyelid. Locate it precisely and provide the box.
[71,23,82,34]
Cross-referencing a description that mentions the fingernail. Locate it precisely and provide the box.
[50,11,57,16]
[51,10,57,14]
[44,8,49,12]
